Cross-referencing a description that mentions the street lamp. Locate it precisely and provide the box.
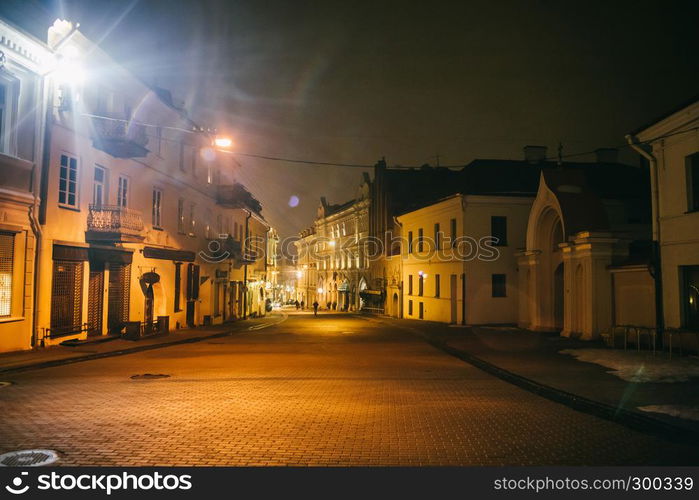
[215,136,232,148]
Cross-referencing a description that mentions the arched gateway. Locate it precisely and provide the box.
[517,170,622,340]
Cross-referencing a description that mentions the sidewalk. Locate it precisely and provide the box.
[0,313,285,375]
[380,317,699,435]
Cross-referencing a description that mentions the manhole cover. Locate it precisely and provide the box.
[0,381,12,388]
[130,373,170,380]
[0,450,59,467]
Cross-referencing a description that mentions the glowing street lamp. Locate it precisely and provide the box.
[214,136,232,148]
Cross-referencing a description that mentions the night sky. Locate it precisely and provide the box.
[2,0,698,239]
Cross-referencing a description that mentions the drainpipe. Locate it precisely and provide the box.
[625,134,663,344]
[242,209,251,320]
[392,215,403,319]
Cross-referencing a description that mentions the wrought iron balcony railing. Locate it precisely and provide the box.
[86,205,145,241]
[91,113,149,158]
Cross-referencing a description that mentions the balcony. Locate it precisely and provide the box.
[86,205,145,242]
[91,114,149,158]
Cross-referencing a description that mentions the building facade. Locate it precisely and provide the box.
[0,18,52,352]
[398,192,532,325]
[631,98,699,333]
[295,175,371,311]
[20,20,271,349]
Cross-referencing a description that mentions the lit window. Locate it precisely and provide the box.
[0,232,14,316]
[58,154,79,208]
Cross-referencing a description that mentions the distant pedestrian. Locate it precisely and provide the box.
[313,301,319,316]
[295,300,300,310]
[300,300,305,309]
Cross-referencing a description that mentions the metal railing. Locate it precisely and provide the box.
[91,113,148,148]
[87,205,144,233]
[43,323,90,339]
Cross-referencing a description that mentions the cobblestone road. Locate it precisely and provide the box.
[1,313,697,466]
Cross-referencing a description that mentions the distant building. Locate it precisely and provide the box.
[630,97,699,333]
[295,175,371,311]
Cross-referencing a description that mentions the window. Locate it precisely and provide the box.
[0,233,14,316]
[492,274,507,297]
[491,216,507,246]
[681,266,699,330]
[0,81,8,152]
[189,203,196,235]
[408,231,413,253]
[205,209,213,239]
[419,302,424,319]
[174,262,182,312]
[152,188,163,229]
[58,154,79,208]
[0,75,19,154]
[434,223,441,250]
[408,299,413,316]
[234,221,239,240]
[418,274,424,296]
[418,228,424,252]
[154,126,162,156]
[117,176,129,208]
[177,199,185,233]
[93,166,107,206]
[450,218,457,247]
[687,153,699,212]
[408,274,413,295]
[435,274,440,298]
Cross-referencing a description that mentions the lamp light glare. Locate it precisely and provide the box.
[215,137,232,148]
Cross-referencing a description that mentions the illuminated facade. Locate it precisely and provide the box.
[295,175,371,311]
[3,19,273,349]
[398,194,532,325]
[0,19,52,352]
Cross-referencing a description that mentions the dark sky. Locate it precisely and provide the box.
[3,0,698,239]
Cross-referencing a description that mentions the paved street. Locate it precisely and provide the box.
[1,312,697,466]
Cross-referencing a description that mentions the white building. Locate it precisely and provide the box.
[0,18,52,352]
[629,98,699,335]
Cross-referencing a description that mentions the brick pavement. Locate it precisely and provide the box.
[0,313,697,466]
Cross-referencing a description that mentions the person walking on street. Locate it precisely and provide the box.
[313,301,319,316]
[295,300,300,310]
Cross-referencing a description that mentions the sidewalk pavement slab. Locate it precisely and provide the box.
[0,313,284,375]
[378,317,699,435]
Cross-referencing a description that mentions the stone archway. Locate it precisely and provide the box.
[528,206,565,331]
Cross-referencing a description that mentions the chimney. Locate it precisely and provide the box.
[594,148,618,164]
[523,145,548,163]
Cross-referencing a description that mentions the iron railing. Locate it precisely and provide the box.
[87,205,144,233]
[44,323,91,339]
[91,113,148,148]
